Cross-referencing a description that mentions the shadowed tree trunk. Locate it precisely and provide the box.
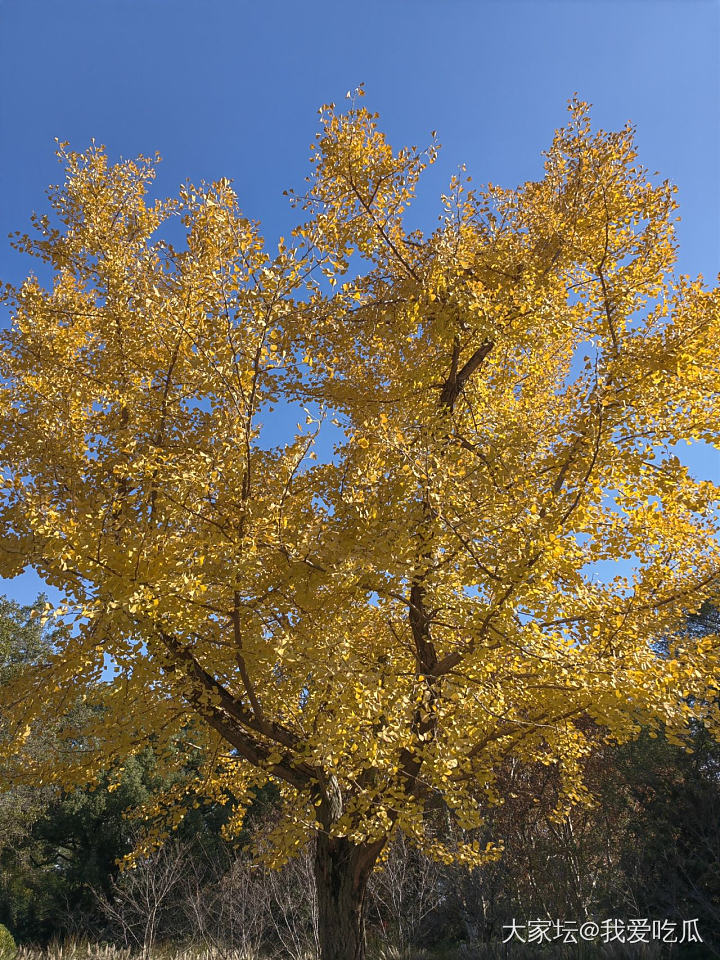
[314,831,385,960]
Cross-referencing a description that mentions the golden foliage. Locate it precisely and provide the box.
[1,98,719,864]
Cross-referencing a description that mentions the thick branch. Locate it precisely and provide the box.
[439,340,494,411]
[157,629,315,790]
[408,581,438,677]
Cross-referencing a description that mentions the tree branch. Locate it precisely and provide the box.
[439,340,494,411]
[157,628,315,791]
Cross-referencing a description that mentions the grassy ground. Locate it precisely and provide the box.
[6,939,692,960]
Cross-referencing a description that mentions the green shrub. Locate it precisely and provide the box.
[0,925,15,960]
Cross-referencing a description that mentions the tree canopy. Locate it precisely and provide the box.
[1,95,719,959]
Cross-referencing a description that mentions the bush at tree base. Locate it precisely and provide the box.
[0,924,16,960]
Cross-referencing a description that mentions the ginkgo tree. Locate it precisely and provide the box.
[1,93,719,960]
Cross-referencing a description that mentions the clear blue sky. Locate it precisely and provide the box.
[1,0,718,607]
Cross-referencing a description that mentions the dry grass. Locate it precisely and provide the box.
[11,939,681,960]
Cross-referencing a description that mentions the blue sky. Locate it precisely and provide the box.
[1,0,718,606]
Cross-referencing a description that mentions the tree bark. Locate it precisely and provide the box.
[314,832,384,960]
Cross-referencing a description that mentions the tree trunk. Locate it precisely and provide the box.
[314,831,384,960]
